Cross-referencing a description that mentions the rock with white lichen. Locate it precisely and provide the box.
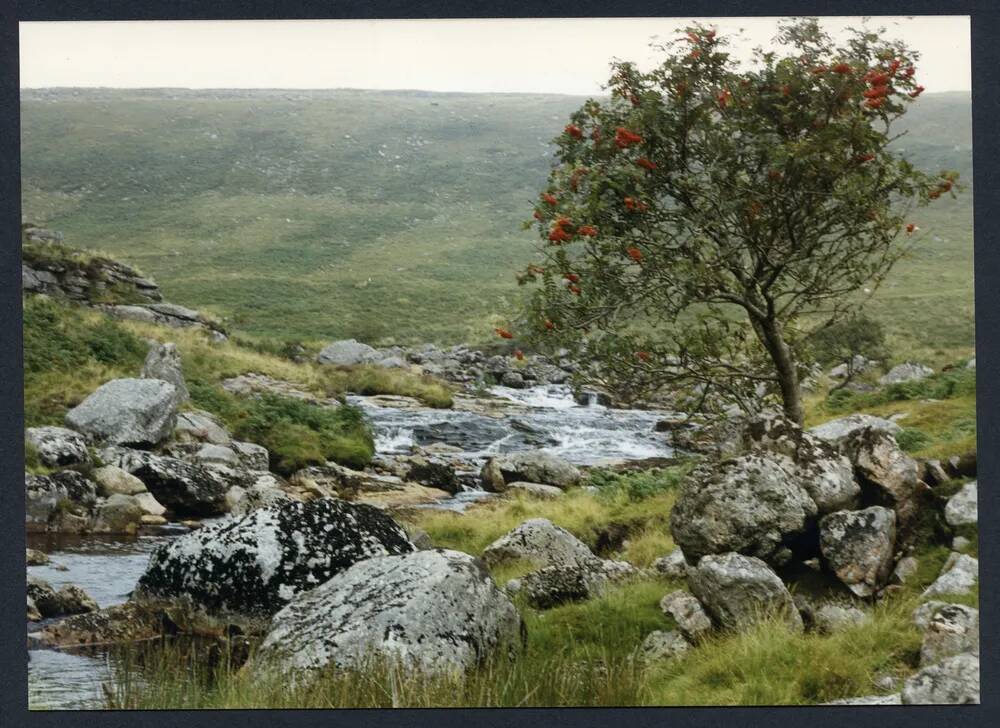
[131,497,414,635]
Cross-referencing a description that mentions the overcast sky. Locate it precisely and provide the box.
[19,16,971,94]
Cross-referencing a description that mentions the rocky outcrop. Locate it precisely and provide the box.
[901,653,980,704]
[132,498,414,634]
[670,455,817,565]
[140,342,189,406]
[251,549,523,679]
[65,378,179,447]
[103,448,229,516]
[818,507,896,597]
[103,303,225,336]
[480,451,581,492]
[687,553,803,633]
[880,362,933,386]
[316,339,382,366]
[25,426,91,468]
[481,518,596,570]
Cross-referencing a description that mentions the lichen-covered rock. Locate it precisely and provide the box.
[90,493,145,533]
[808,414,902,449]
[316,339,381,366]
[228,475,294,516]
[103,448,228,517]
[670,455,817,565]
[505,482,564,500]
[252,549,523,679]
[28,602,168,648]
[132,498,414,634]
[480,451,581,492]
[194,444,241,468]
[141,342,189,406]
[812,604,869,634]
[660,590,713,643]
[481,518,596,570]
[819,507,896,597]
[687,553,803,633]
[134,491,167,517]
[641,630,691,662]
[27,576,98,618]
[923,553,978,597]
[25,471,98,532]
[65,378,179,447]
[916,603,979,666]
[232,441,270,471]
[404,455,459,494]
[25,426,90,467]
[880,362,933,386]
[901,653,980,704]
[944,481,978,527]
[653,548,689,580]
[174,410,232,446]
[517,559,634,609]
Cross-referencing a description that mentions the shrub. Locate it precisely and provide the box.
[586,464,692,503]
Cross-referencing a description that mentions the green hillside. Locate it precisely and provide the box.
[19,88,974,351]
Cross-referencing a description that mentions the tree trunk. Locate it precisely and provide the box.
[751,315,804,426]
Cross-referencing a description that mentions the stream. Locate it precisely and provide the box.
[27,385,675,709]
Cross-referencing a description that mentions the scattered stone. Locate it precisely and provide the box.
[90,493,144,534]
[91,465,147,497]
[952,536,972,552]
[505,481,564,500]
[880,362,934,385]
[132,498,414,635]
[901,653,979,704]
[140,342,189,406]
[481,518,597,571]
[923,553,978,597]
[28,595,42,622]
[670,454,817,565]
[944,481,978,527]
[25,426,90,467]
[65,378,179,447]
[480,450,582,492]
[519,563,611,608]
[26,548,49,566]
[687,553,803,633]
[653,548,689,580]
[660,590,713,643]
[641,630,691,662]
[921,459,950,487]
[27,576,98,618]
[917,603,979,666]
[828,355,876,380]
[819,507,896,597]
[891,556,920,586]
[174,410,232,446]
[252,549,523,679]
[808,414,902,448]
[813,604,869,634]
[316,339,381,366]
[404,455,459,494]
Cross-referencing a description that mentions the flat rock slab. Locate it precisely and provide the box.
[65,378,179,447]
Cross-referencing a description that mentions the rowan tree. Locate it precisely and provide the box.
[510,18,958,424]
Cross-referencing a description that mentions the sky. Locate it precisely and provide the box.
[19,16,971,95]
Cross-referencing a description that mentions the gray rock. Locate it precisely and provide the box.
[891,556,920,585]
[901,653,979,704]
[375,355,407,369]
[813,604,869,634]
[194,444,241,468]
[819,507,896,597]
[26,548,49,566]
[103,448,229,517]
[28,595,42,621]
[653,548,689,580]
[828,355,876,379]
[670,454,817,565]
[505,481,564,500]
[134,491,167,517]
[917,603,979,666]
[641,630,691,662]
[90,493,145,533]
[687,553,803,633]
[923,553,978,597]
[480,451,582,492]
[952,536,972,552]
[228,475,293,516]
[404,455,459,494]
[316,339,381,366]
[65,378,179,447]
[232,441,270,471]
[880,362,934,386]
[252,549,523,679]
[966,357,976,370]
[133,498,414,634]
[944,481,977,527]
[824,694,901,705]
[140,342,189,406]
[808,414,902,448]
[27,576,98,618]
[660,590,713,643]
[25,426,90,468]
[91,465,147,496]
[518,559,634,609]
[174,410,232,446]
[25,471,98,532]
[500,371,526,388]
[921,459,950,486]
[481,518,597,571]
